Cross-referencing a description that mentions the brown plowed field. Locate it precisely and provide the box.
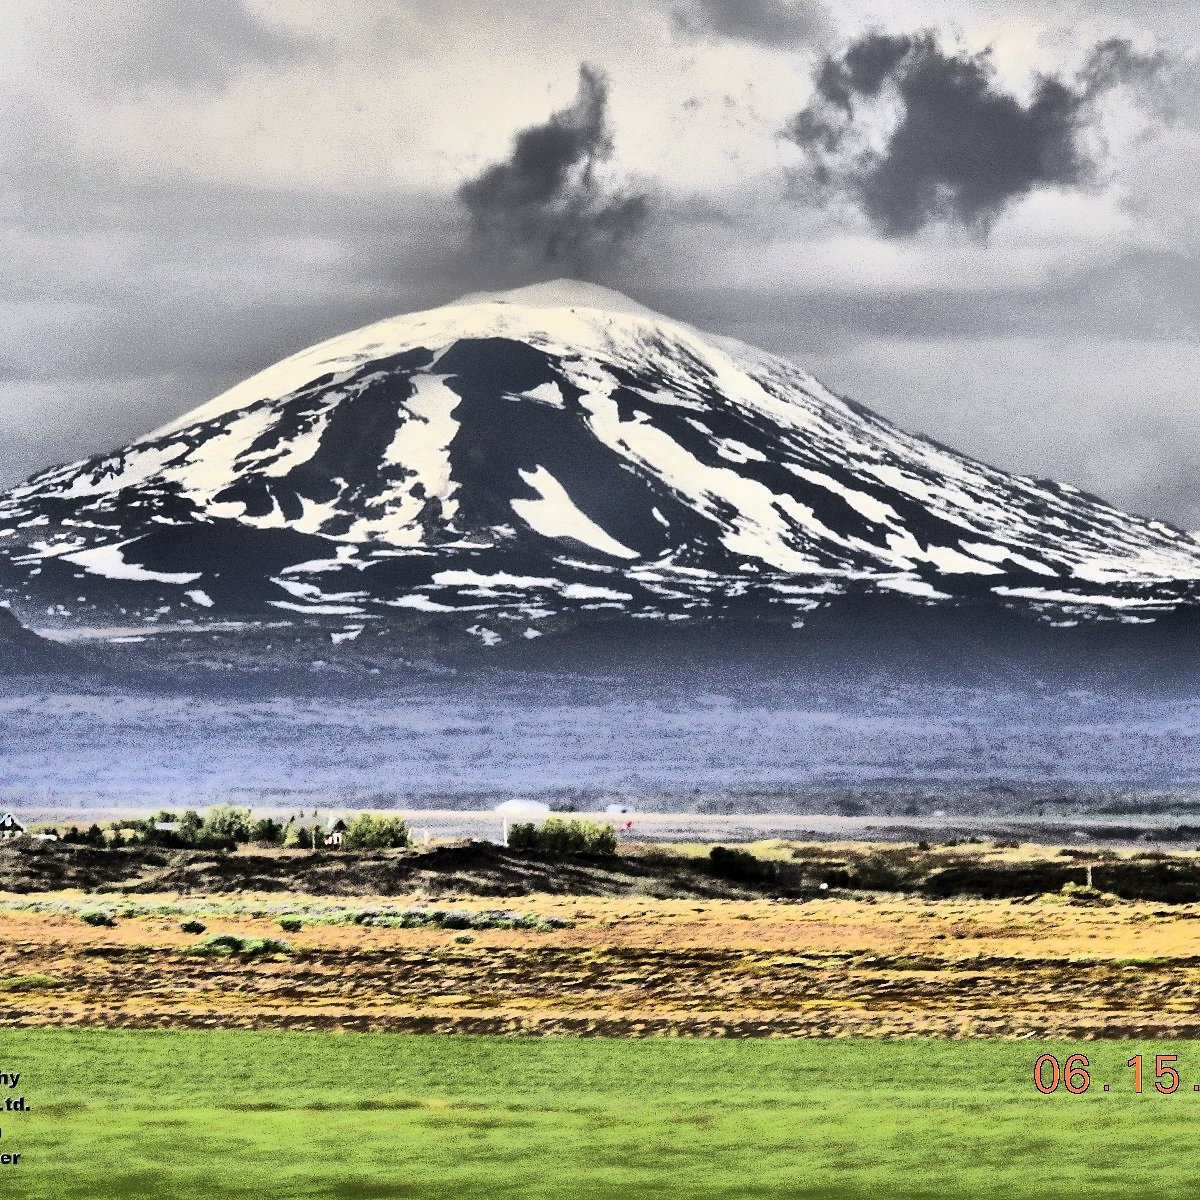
[4,893,1200,1037]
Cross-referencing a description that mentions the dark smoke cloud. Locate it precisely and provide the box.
[671,0,828,48]
[457,64,650,275]
[783,32,1168,236]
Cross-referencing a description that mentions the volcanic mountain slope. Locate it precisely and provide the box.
[0,605,87,677]
[1,279,1199,657]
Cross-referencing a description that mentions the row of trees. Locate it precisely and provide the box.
[50,810,622,857]
[53,809,269,849]
[286,813,410,850]
[52,807,409,851]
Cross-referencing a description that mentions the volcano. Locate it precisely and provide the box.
[1,280,1199,683]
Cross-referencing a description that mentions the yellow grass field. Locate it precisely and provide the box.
[4,882,1200,1038]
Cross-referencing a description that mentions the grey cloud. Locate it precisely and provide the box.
[0,376,228,486]
[49,0,319,96]
[644,247,1200,350]
[782,31,1149,236]
[1080,37,1183,122]
[0,227,468,488]
[671,0,828,48]
[0,105,474,482]
[1081,38,1171,92]
[457,64,650,276]
[801,334,1200,531]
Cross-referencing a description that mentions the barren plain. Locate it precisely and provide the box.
[5,837,1200,1039]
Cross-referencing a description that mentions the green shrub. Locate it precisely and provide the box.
[347,906,573,932]
[506,823,539,851]
[454,934,475,944]
[283,822,315,850]
[708,846,778,884]
[178,811,203,843]
[80,910,116,927]
[0,974,63,992]
[1059,881,1117,907]
[180,919,207,934]
[188,934,292,957]
[251,818,284,846]
[848,853,912,891]
[342,814,411,850]
[507,818,617,857]
[198,805,254,848]
[279,916,303,933]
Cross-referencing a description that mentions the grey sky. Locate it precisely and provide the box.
[1,0,1197,528]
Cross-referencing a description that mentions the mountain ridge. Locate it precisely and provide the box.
[1,280,1198,670]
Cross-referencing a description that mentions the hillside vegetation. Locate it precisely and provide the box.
[5,836,1200,902]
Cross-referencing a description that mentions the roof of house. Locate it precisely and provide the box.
[0,813,25,829]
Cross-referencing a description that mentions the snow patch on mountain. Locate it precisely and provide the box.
[511,466,638,560]
[64,543,201,585]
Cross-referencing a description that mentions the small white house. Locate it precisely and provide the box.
[323,817,348,848]
[494,800,550,816]
[0,813,26,840]
[605,803,632,815]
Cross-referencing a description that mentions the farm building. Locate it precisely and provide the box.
[323,817,348,848]
[0,813,25,840]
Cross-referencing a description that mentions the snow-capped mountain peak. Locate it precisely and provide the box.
[2,281,1198,644]
[449,278,661,316]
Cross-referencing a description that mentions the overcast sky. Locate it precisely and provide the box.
[2,0,1199,526]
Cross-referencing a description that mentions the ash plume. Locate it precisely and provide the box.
[458,64,650,275]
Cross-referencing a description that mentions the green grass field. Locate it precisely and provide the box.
[0,1031,1191,1198]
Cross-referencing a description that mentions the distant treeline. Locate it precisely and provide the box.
[46,807,410,851]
